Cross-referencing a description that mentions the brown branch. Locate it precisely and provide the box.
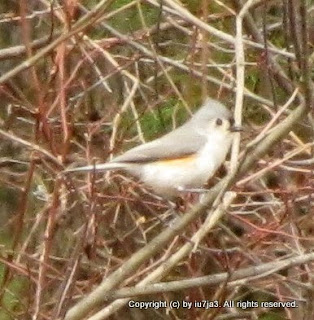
[101,252,314,299]
[0,0,115,85]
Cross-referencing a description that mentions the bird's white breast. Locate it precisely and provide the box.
[128,132,233,198]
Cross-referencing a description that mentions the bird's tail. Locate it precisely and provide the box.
[64,162,125,173]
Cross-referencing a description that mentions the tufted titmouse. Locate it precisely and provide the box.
[66,98,241,198]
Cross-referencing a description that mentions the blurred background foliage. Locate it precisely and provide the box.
[0,0,313,319]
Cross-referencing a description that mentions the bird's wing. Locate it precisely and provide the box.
[112,126,207,164]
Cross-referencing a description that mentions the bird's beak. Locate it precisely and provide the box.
[230,125,243,132]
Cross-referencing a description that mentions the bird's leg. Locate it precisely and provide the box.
[177,186,209,193]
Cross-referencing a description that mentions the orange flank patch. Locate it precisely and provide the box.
[155,154,197,166]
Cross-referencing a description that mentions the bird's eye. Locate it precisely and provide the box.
[216,118,223,126]
[229,118,235,126]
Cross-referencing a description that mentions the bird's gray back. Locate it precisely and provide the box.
[112,98,231,164]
